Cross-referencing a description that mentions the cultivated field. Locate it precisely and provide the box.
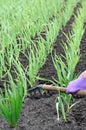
[0,0,86,130]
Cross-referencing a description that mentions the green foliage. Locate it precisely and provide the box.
[53,3,86,120]
[56,94,79,121]
[26,39,47,86]
[0,0,84,126]
[0,73,24,128]
[56,96,66,121]
[12,59,27,97]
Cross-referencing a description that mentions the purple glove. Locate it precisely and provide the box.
[66,71,86,94]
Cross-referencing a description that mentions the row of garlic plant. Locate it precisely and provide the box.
[0,0,81,127]
[27,0,80,87]
[0,0,66,127]
[0,58,27,128]
[0,0,80,80]
[53,0,86,121]
[0,0,63,50]
[0,0,62,78]
[0,0,65,81]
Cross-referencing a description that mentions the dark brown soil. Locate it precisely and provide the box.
[0,14,86,130]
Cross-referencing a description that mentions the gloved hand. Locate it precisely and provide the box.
[66,70,86,94]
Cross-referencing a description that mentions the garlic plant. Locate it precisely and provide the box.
[53,1,86,120]
[0,72,24,128]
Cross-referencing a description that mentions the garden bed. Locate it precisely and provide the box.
[0,15,86,130]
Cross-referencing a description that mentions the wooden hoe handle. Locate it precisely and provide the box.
[42,84,66,92]
[42,84,86,97]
